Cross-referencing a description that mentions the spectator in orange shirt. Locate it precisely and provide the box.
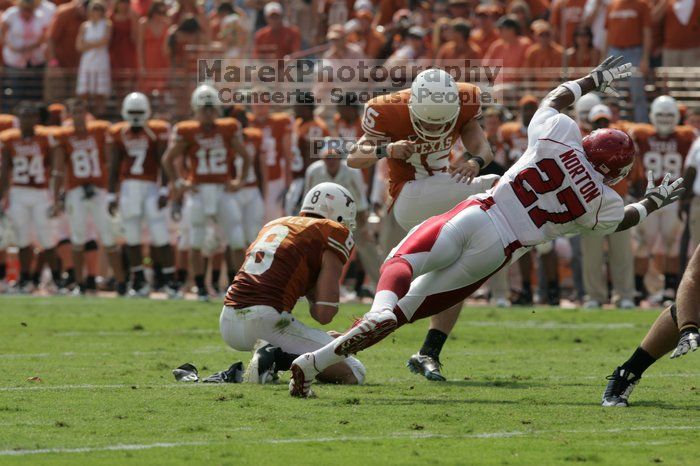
[471,5,500,54]
[435,18,482,67]
[507,0,533,40]
[252,2,300,59]
[346,6,387,59]
[551,0,587,49]
[447,0,470,19]
[605,0,651,122]
[483,16,532,76]
[524,20,564,68]
[566,26,600,68]
[652,0,700,67]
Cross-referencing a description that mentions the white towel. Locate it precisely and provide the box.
[673,0,695,26]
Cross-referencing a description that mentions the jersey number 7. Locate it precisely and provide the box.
[510,158,586,228]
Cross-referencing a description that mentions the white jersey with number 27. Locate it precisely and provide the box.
[475,107,625,247]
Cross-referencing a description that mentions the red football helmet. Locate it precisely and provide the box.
[582,128,636,186]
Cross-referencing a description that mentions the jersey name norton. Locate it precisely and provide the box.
[476,108,625,247]
[631,124,695,184]
[0,127,56,189]
[59,120,111,190]
[172,117,240,184]
[361,82,481,199]
[111,119,170,183]
[225,216,355,313]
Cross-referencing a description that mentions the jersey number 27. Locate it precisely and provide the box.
[510,158,586,228]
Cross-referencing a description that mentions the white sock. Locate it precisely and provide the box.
[311,342,346,372]
[368,289,399,315]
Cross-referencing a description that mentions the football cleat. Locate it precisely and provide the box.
[407,353,446,382]
[164,283,183,300]
[617,298,635,309]
[602,366,640,407]
[128,282,150,298]
[196,286,209,302]
[289,353,319,398]
[172,363,200,382]
[243,341,279,384]
[583,299,601,309]
[512,290,533,306]
[333,310,397,356]
[116,282,128,297]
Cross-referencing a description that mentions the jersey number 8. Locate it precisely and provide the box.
[242,225,290,275]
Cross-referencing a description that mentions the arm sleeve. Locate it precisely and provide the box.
[527,106,560,146]
[587,186,625,236]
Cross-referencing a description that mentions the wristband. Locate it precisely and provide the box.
[316,301,339,307]
[471,156,486,169]
[376,144,389,159]
[561,81,582,101]
[630,202,648,222]
[106,193,117,203]
[159,186,169,197]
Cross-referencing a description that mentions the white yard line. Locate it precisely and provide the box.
[0,425,696,456]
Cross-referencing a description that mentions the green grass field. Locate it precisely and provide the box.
[0,296,698,465]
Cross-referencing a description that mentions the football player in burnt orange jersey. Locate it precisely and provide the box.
[346,68,499,381]
[0,102,62,293]
[0,112,17,289]
[247,90,294,221]
[162,84,251,301]
[109,92,179,298]
[52,98,127,295]
[222,182,365,386]
[285,93,330,216]
[630,96,696,304]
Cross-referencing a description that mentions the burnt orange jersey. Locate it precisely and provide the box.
[225,216,355,312]
[58,121,111,190]
[111,120,170,183]
[360,82,482,199]
[631,124,696,184]
[293,117,330,178]
[172,118,240,185]
[238,127,262,188]
[0,114,18,132]
[333,113,362,139]
[0,127,57,189]
[248,112,293,181]
[497,122,529,163]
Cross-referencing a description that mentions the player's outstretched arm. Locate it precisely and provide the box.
[670,245,700,359]
[540,56,632,113]
[347,134,413,169]
[309,250,344,325]
[615,171,685,232]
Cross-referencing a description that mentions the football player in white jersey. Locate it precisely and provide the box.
[289,57,685,397]
[347,68,500,381]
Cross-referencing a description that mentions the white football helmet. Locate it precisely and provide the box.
[300,182,357,230]
[121,92,151,127]
[650,95,680,136]
[191,84,221,112]
[408,69,460,141]
[574,93,601,125]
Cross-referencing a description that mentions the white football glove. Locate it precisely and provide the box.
[670,328,699,359]
[590,56,633,97]
[644,171,685,209]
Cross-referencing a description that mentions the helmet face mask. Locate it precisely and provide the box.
[408,69,460,141]
[121,92,151,127]
[650,96,680,136]
[300,182,357,231]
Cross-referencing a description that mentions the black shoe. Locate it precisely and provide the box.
[512,290,533,306]
[602,366,640,407]
[202,362,244,383]
[243,341,279,384]
[85,276,97,292]
[197,286,209,302]
[172,363,200,382]
[407,353,446,381]
[116,282,127,297]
